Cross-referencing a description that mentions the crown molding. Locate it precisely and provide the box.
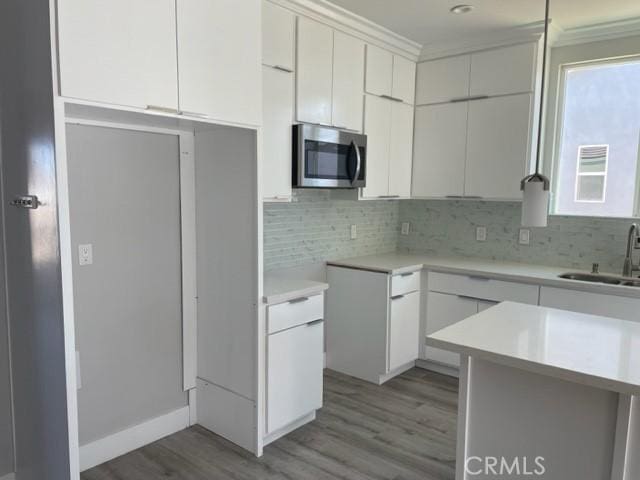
[268,0,423,60]
[552,17,640,47]
[419,22,545,62]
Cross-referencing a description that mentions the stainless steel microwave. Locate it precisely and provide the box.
[292,124,367,189]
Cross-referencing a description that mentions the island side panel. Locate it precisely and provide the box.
[462,357,619,480]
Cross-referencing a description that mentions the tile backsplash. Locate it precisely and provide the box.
[263,190,399,271]
[264,194,632,274]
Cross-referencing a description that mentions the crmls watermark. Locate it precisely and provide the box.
[465,456,546,476]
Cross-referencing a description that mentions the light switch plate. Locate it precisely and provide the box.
[401,222,410,235]
[519,228,531,245]
[350,224,357,240]
[79,244,93,265]
[476,226,487,242]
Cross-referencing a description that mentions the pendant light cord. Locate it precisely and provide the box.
[534,0,551,176]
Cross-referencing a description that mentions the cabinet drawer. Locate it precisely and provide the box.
[268,294,324,334]
[428,272,538,304]
[391,270,421,297]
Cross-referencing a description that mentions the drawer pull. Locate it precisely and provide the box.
[391,294,405,300]
[468,275,489,282]
[457,294,479,301]
[400,272,414,278]
[288,297,310,304]
[306,319,323,327]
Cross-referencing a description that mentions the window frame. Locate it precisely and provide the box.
[549,54,640,218]
[573,144,609,204]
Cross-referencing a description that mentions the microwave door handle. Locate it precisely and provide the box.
[350,140,362,186]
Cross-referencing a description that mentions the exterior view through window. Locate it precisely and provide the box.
[553,58,640,217]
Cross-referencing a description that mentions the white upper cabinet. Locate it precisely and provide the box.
[391,56,417,105]
[296,16,334,126]
[388,102,414,197]
[470,42,538,97]
[262,66,294,201]
[416,55,471,105]
[262,1,295,71]
[177,0,261,126]
[362,95,392,198]
[332,32,365,132]
[365,45,394,97]
[412,103,467,198]
[465,93,533,199]
[57,0,179,111]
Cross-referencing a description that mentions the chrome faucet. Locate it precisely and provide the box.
[622,223,640,277]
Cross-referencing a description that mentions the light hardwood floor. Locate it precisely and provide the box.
[82,368,458,480]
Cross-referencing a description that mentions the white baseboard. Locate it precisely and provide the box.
[0,472,15,480]
[416,358,460,378]
[80,406,190,472]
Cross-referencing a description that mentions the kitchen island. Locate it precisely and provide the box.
[427,301,639,480]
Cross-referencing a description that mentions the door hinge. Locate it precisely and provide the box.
[10,195,40,209]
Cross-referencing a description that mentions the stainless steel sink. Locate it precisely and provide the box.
[558,272,640,287]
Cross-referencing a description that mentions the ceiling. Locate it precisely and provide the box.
[320,0,640,47]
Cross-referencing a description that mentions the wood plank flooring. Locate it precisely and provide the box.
[82,368,458,480]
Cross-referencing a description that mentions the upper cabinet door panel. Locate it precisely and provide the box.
[296,17,333,126]
[465,93,532,199]
[412,103,467,197]
[392,56,416,104]
[470,43,537,97]
[262,1,295,71]
[332,31,365,132]
[362,95,392,198]
[177,0,261,126]
[415,55,470,105]
[388,102,414,198]
[57,0,178,110]
[365,44,393,97]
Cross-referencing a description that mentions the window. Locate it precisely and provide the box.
[552,57,640,217]
[575,145,608,203]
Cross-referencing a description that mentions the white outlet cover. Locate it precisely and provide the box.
[519,228,531,245]
[476,226,487,242]
[401,222,410,235]
[350,224,357,240]
[79,244,93,266]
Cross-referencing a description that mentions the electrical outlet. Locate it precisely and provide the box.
[476,226,487,242]
[78,244,93,266]
[401,222,410,235]
[350,224,357,240]
[519,228,531,245]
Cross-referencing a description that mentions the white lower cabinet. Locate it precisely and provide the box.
[539,286,640,322]
[326,266,421,384]
[266,294,324,437]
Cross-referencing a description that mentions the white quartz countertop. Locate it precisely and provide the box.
[427,301,640,395]
[263,275,328,305]
[326,252,640,298]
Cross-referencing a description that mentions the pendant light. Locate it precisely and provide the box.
[520,0,551,227]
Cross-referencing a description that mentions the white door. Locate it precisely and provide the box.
[388,102,414,198]
[412,103,468,197]
[57,0,178,110]
[262,66,294,201]
[177,0,261,126]
[415,55,471,105]
[267,321,324,434]
[332,31,365,132]
[389,291,420,371]
[425,292,478,367]
[470,43,537,97]
[296,17,333,126]
[362,95,392,198]
[465,93,532,199]
[365,44,393,97]
[262,1,295,71]
[392,56,416,104]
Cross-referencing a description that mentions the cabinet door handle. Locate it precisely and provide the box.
[378,195,400,199]
[380,94,403,103]
[450,95,489,103]
[272,65,294,73]
[288,297,309,304]
[468,276,490,282]
[391,294,405,300]
[145,105,179,114]
[306,319,323,327]
[180,110,210,119]
[400,272,414,277]
[457,294,479,301]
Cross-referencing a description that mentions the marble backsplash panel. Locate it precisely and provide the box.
[398,200,631,274]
